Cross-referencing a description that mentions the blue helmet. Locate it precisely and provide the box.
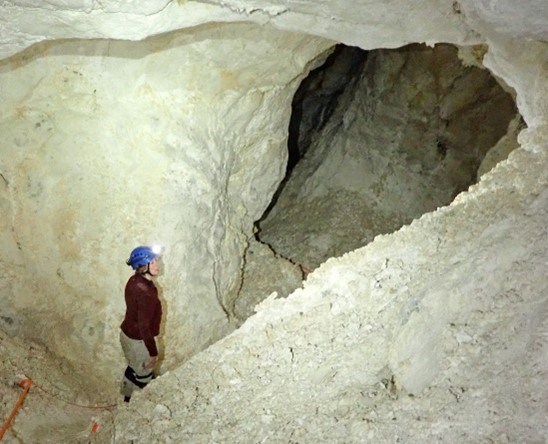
[126,246,157,270]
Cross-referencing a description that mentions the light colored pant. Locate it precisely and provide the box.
[119,330,154,397]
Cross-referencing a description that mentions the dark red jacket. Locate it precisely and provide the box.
[120,274,162,356]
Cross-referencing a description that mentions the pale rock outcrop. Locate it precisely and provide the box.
[0,0,478,62]
[478,114,524,178]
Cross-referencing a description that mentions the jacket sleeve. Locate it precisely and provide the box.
[135,286,159,357]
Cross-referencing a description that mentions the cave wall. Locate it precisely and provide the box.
[0,0,520,385]
[0,23,332,382]
[113,6,547,441]
[0,2,546,441]
[0,0,478,61]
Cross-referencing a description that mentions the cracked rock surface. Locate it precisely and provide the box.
[115,146,547,443]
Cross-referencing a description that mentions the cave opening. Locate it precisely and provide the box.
[256,42,521,271]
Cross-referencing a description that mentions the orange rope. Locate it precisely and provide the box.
[31,381,117,411]
[0,376,117,442]
[0,378,33,441]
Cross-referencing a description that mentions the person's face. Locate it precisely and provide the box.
[148,258,160,276]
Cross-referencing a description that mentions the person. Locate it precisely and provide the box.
[119,245,163,403]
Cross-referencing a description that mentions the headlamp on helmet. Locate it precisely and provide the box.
[126,246,158,270]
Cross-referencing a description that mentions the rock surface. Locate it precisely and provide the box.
[234,239,304,323]
[0,23,332,384]
[0,0,546,442]
[116,146,547,443]
[0,330,116,443]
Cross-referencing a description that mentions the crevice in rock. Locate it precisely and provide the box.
[256,42,521,270]
[232,236,304,324]
[261,44,368,222]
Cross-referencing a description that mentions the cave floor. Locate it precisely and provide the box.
[0,331,116,443]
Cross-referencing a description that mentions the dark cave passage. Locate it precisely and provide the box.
[287,44,369,172]
[257,43,521,269]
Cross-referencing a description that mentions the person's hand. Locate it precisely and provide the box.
[146,356,158,369]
